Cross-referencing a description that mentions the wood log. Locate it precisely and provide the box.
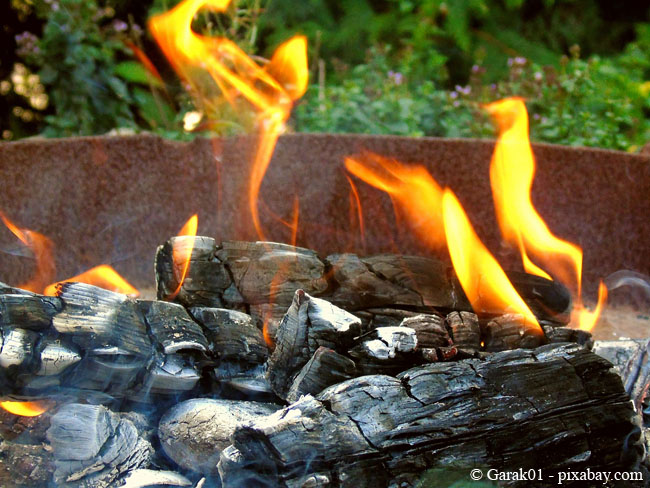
[0,294,61,330]
[222,344,639,487]
[482,313,545,352]
[47,403,153,487]
[445,311,481,355]
[349,326,419,375]
[158,399,279,474]
[121,469,192,488]
[267,290,361,400]
[139,300,209,355]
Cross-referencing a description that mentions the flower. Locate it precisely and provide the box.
[388,70,404,85]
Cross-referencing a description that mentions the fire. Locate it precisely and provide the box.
[485,98,606,330]
[0,211,55,293]
[149,1,308,240]
[0,400,49,417]
[345,154,539,328]
[442,189,538,324]
[167,214,199,300]
[43,265,139,297]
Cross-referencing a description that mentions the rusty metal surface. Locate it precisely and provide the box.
[0,133,648,297]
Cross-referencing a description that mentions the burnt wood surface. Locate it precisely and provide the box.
[221,343,639,487]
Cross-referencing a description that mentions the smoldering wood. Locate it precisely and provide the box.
[482,313,545,352]
[155,236,230,308]
[286,346,357,403]
[224,344,638,487]
[138,353,202,397]
[121,469,193,488]
[0,440,54,486]
[348,326,419,375]
[35,339,81,376]
[445,311,481,355]
[543,325,593,347]
[0,294,61,330]
[47,403,153,488]
[267,290,361,400]
[355,307,422,331]
[190,307,268,364]
[0,327,38,369]
[158,398,279,474]
[399,314,450,348]
[213,362,273,397]
[139,300,209,354]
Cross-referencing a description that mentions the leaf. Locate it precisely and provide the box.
[114,61,163,88]
[132,87,175,129]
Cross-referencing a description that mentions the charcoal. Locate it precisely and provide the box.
[121,469,192,488]
[158,398,279,474]
[226,344,637,487]
[348,326,418,374]
[190,307,268,363]
[0,327,38,369]
[267,291,361,400]
[36,339,81,376]
[483,313,545,351]
[445,310,481,355]
[355,308,422,331]
[140,300,208,354]
[286,346,357,403]
[155,236,229,307]
[66,346,148,392]
[0,440,54,486]
[399,314,450,348]
[214,362,273,396]
[0,294,61,330]
[543,325,593,347]
[53,283,152,356]
[47,403,153,487]
[140,353,202,396]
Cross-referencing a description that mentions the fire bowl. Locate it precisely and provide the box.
[0,133,648,298]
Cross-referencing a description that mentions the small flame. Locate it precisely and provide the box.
[43,265,139,297]
[573,280,608,332]
[166,214,199,300]
[345,174,366,251]
[0,400,49,417]
[345,154,539,329]
[0,211,55,293]
[442,189,538,325]
[149,1,308,240]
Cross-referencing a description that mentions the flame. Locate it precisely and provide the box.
[0,400,49,417]
[149,1,308,240]
[0,211,55,293]
[43,265,139,297]
[442,189,538,325]
[166,214,199,300]
[345,174,366,251]
[485,97,605,330]
[289,196,300,247]
[345,154,539,328]
[486,98,583,292]
[345,153,446,251]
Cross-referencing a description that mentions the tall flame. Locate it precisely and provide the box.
[0,400,49,417]
[167,214,199,300]
[345,154,539,328]
[149,1,308,239]
[43,265,139,297]
[0,211,55,293]
[485,98,606,330]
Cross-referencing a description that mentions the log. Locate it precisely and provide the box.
[482,313,545,352]
[46,403,153,487]
[266,290,361,400]
[445,311,481,355]
[158,399,279,474]
[221,344,639,487]
[349,326,419,375]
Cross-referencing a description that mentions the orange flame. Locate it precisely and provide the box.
[0,212,55,293]
[0,400,49,417]
[345,154,539,329]
[485,98,605,330]
[167,214,199,300]
[43,265,139,297]
[442,189,538,325]
[149,1,308,240]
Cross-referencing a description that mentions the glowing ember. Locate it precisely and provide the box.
[0,400,49,417]
[43,265,139,297]
[0,211,55,293]
[167,214,199,300]
[149,0,308,240]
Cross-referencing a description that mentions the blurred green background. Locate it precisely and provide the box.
[2,0,650,151]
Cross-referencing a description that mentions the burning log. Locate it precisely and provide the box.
[220,344,639,487]
[349,326,419,375]
[445,310,481,355]
[158,398,279,474]
[155,240,572,342]
[482,313,544,352]
[46,403,153,487]
[121,469,193,488]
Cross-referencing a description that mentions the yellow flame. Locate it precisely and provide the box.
[485,97,606,330]
[43,265,139,297]
[149,1,308,240]
[0,211,55,293]
[442,189,539,325]
[167,214,199,300]
[0,400,49,417]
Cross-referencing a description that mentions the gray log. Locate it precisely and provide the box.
[348,326,418,374]
[158,398,279,474]
[399,314,450,348]
[139,300,209,354]
[445,311,481,355]
[224,344,638,487]
[47,403,153,487]
[483,313,545,352]
[267,290,361,400]
[0,294,61,330]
